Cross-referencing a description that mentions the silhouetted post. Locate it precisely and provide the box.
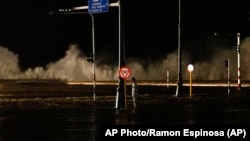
[90,13,96,101]
[166,66,169,88]
[176,0,183,97]
[115,0,126,110]
[226,59,230,95]
[236,33,241,91]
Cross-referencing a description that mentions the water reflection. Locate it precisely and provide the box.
[1,92,250,140]
[115,108,137,125]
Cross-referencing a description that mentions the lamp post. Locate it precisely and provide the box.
[89,13,96,101]
[225,59,230,95]
[166,66,170,88]
[236,33,241,91]
[83,13,96,101]
[116,0,127,110]
[176,0,183,97]
[187,64,194,97]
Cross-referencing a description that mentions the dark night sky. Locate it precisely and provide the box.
[1,0,250,70]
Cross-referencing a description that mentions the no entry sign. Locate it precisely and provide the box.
[119,66,131,79]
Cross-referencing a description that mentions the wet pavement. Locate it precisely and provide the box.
[0,81,250,140]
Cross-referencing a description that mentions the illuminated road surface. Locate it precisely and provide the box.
[0,80,250,141]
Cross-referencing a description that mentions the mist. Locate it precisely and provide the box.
[0,36,250,81]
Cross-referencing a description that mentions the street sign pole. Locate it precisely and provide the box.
[73,1,125,109]
[116,0,127,110]
[90,13,96,102]
[117,66,131,109]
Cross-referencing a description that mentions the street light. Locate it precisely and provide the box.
[187,64,194,97]
[89,13,96,101]
[236,33,241,91]
[176,0,183,97]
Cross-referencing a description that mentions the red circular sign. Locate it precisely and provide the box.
[119,66,131,79]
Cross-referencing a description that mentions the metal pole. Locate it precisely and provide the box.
[190,71,192,97]
[236,33,241,91]
[176,0,183,97]
[187,64,193,97]
[227,58,230,95]
[167,66,169,88]
[118,0,122,69]
[89,13,96,101]
[116,0,126,110]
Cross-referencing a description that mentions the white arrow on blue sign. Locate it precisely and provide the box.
[88,0,109,13]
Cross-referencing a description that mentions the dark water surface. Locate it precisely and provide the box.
[0,81,250,140]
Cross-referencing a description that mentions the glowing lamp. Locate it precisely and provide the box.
[187,64,194,72]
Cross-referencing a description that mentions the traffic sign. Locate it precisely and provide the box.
[88,0,109,13]
[119,66,131,79]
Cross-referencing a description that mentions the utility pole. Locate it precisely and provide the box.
[236,33,241,91]
[225,59,230,95]
[166,66,169,88]
[176,0,183,97]
[116,0,127,110]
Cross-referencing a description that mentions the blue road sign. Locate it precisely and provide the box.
[88,0,109,13]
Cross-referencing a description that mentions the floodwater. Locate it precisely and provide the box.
[0,80,250,141]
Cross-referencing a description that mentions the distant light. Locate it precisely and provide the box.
[187,64,194,72]
[214,33,218,36]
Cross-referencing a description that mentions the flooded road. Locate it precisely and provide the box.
[0,80,250,140]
